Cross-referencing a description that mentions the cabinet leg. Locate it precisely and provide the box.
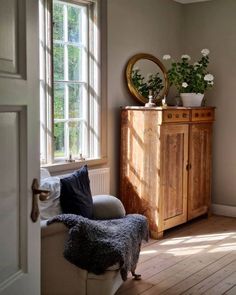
[157,231,164,239]
[207,209,212,218]
[150,230,164,240]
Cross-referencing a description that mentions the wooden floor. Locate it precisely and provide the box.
[116,215,236,295]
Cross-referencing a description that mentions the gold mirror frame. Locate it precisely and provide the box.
[126,53,169,105]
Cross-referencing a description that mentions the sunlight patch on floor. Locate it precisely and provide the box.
[155,231,236,256]
[159,238,187,245]
[183,234,230,243]
[160,232,236,246]
[140,249,158,255]
[166,245,210,256]
[208,242,236,253]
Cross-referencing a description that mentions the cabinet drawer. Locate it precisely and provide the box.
[191,109,214,122]
[163,110,190,123]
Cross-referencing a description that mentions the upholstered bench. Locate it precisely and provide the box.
[41,220,123,295]
[40,167,148,295]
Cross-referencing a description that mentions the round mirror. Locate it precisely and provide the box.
[126,53,169,105]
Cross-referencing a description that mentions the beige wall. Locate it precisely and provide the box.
[107,0,183,195]
[107,0,236,208]
[183,0,236,206]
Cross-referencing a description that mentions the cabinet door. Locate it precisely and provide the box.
[188,123,213,220]
[161,124,189,231]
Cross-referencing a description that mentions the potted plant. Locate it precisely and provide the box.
[163,49,214,106]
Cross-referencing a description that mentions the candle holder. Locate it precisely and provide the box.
[145,90,156,107]
[162,95,167,107]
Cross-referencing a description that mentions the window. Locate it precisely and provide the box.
[40,0,104,170]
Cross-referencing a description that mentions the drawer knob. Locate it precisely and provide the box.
[167,113,172,118]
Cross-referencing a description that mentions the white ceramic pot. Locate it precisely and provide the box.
[180,93,204,107]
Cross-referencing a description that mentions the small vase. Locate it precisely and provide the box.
[180,93,204,107]
[145,95,156,107]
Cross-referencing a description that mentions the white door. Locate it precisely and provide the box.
[0,0,40,294]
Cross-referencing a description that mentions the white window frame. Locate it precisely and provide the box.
[40,0,107,173]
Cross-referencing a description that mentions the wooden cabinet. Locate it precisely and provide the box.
[120,106,215,239]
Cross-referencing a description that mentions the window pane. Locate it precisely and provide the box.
[54,83,65,119]
[54,122,65,158]
[69,121,81,156]
[68,84,82,118]
[68,5,80,43]
[53,2,64,41]
[53,43,64,80]
[68,45,81,80]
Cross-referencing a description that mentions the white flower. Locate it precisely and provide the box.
[201,48,210,56]
[208,81,214,85]
[204,74,214,81]
[182,82,188,88]
[194,62,201,68]
[163,54,171,60]
[133,66,140,71]
[181,54,191,61]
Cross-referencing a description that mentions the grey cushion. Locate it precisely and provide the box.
[92,195,126,220]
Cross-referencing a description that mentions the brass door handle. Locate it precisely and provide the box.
[31,178,50,223]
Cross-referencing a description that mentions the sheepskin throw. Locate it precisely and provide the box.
[47,214,148,280]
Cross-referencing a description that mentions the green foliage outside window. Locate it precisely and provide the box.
[53,3,63,40]
[53,1,83,158]
[68,6,80,43]
[54,83,64,119]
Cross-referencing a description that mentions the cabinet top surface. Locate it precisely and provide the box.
[121,106,215,111]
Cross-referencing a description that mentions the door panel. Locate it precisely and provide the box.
[0,112,20,283]
[0,0,26,78]
[0,0,40,293]
[161,124,188,230]
[188,123,212,220]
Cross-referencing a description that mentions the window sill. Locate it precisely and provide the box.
[41,157,108,175]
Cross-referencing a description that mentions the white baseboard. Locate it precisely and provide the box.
[212,204,236,218]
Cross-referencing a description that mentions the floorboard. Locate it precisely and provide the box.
[116,215,236,295]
